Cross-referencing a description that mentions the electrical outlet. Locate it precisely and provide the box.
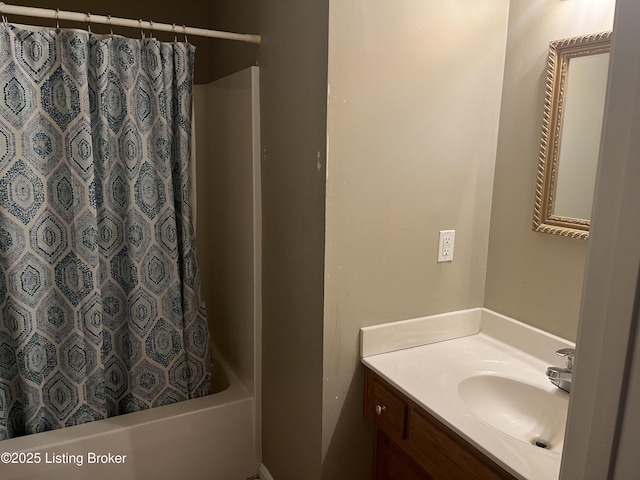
[437,230,455,262]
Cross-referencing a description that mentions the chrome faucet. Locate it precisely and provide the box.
[546,348,575,393]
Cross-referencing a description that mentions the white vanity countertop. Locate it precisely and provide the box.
[360,308,575,480]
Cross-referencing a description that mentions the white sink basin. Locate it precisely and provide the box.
[361,309,577,480]
[457,374,569,452]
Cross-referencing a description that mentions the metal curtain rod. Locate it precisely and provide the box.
[0,2,261,44]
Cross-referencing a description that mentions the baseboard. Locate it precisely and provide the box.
[259,463,274,480]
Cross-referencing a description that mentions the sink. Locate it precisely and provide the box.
[457,374,569,452]
[361,310,576,479]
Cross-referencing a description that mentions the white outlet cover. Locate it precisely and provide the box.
[438,230,455,262]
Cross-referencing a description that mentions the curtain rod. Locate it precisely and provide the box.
[0,2,261,44]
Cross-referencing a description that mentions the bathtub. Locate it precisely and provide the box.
[0,348,260,480]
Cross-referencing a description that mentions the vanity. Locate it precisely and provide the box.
[365,369,516,479]
[361,308,574,480]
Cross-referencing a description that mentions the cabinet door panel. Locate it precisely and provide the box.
[364,368,517,480]
[365,369,407,441]
[407,406,514,480]
[375,430,434,480]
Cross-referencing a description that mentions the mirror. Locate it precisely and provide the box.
[533,31,611,240]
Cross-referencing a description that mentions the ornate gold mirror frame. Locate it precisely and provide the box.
[533,31,611,240]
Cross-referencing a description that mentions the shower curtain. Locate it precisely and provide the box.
[0,24,211,439]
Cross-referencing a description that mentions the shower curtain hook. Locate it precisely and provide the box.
[183,24,188,44]
[149,20,154,39]
[0,2,7,30]
[172,23,177,43]
[55,8,60,31]
[86,12,91,33]
[108,15,113,37]
[139,19,145,39]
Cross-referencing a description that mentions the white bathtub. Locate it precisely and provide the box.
[0,349,260,480]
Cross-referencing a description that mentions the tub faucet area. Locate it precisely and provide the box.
[546,348,575,393]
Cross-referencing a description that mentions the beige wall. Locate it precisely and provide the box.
[485,0,615,342]
[258,0,329,479]
[322,1,509,478]
[207,0,259,81]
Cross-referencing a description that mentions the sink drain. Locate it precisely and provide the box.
[532,438,551,449]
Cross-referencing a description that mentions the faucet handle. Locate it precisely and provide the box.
[556,348,575,370]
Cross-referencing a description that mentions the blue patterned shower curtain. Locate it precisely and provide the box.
[0,24,211,439]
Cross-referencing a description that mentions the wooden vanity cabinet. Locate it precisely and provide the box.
[364,368,517,480]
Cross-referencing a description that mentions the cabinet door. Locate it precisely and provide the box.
[407,406,515,480]
[374,430,434,480]
[365,369,408,442]
[364,368,517,480]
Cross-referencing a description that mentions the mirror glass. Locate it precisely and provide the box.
[533,32,611,240]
